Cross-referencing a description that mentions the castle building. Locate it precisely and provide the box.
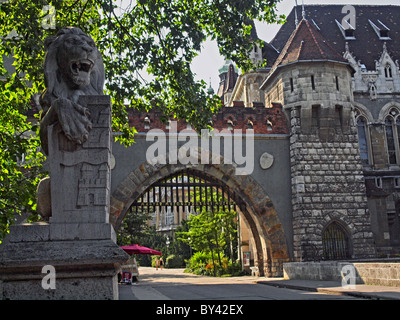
[222,4,400,258]
[121,5,400,264]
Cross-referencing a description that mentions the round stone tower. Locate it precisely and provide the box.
[261,18,376,261]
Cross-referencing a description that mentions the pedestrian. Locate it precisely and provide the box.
[155,257,159,270]
[159,257,164,270]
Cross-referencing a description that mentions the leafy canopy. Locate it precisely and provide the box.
[0,0,283,240]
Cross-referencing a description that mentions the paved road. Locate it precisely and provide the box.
[119,267,364,300]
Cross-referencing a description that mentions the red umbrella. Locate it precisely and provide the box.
[121,244,162,256]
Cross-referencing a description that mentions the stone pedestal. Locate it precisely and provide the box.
[0,96,128,299]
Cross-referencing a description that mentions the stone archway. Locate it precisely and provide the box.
[110,152,289,277]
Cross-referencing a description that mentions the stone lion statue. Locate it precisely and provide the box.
[39,26,105,154]
[37,27,105,218]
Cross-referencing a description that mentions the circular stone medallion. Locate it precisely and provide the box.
[260,152,274,169]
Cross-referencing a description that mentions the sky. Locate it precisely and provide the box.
[192,0,400,93]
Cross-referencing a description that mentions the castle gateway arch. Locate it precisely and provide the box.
[109,119,292,277]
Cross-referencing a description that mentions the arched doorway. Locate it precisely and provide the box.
[110,158,289,277]
[322,221,351,260]
[127,169,250,269]
[129,169,245,228]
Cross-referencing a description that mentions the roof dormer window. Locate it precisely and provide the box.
[369,19,391,40]
[335,19,355,40]
[344,28,354,38]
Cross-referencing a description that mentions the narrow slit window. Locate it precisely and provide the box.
[290,77,294,92]
[335,76,339,91]
[311,75,315,90]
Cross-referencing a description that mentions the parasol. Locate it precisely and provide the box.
[121,244,162,256]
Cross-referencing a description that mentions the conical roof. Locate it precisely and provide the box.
[272,18,347,69]
[261,18,352,90]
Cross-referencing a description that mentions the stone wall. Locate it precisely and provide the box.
[284,261,400,287]
[289,105,376,260]
[263,62,377,261]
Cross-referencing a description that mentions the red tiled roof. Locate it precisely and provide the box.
[272,19,347,69]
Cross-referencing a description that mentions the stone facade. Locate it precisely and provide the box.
[0,96,128,299]
[258,17,377,262]
[288,104,375,260]
[261,4,400,258]
[284,260,400,287]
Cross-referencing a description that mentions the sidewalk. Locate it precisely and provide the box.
[257,278,400,300]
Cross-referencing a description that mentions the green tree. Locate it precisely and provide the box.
[177,208,238,274]
[0,0,284,241]
[117,208,153,245]
[169,219,191,261]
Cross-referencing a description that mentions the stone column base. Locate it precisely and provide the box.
[0,224,128,300]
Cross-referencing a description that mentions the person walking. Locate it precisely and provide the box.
[159,257,164,270]
[155,257,160,270]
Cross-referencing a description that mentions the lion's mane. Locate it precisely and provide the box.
[40,27,104,115]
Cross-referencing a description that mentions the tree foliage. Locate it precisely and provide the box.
[177,208,238,268]
[117,208,153,245]
[0,0,283,240]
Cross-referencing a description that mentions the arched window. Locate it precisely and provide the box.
[385,116,396,164]
[354,108,372,166]
[357,116,370,165]
[385,108,400,165]
[385,64,393,78]
[322,222,351,260]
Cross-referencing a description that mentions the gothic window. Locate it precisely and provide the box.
[385,116,397,164]
[322,222,351,260]
[385,108,400,165]
[354,108,372,166]
[356,116,370,165]
[385,64,393,78]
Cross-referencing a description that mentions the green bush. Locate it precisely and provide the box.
[166,254,185,268]
[185,251,242,277]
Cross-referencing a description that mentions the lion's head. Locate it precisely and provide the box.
[41,27,104,110]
